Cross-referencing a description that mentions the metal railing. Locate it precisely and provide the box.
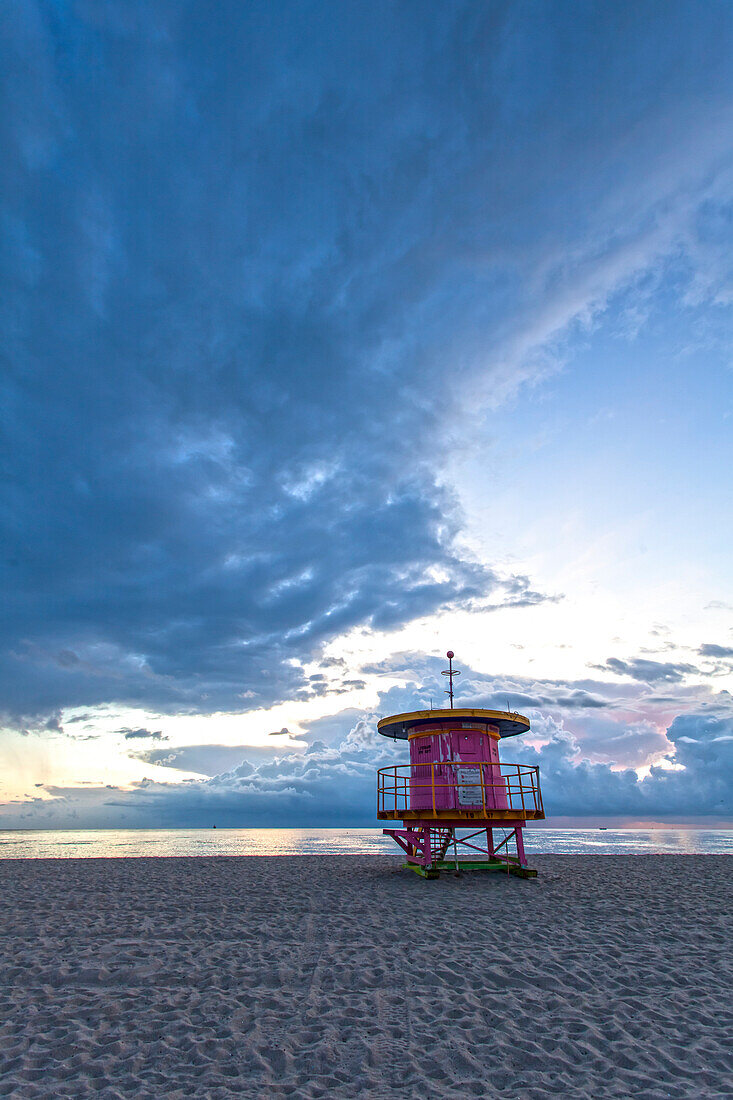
[377,761,543,818]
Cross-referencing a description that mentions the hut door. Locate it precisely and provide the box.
[486,737,508,811]
[410,736,434,810]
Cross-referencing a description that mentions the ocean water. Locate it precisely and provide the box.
[0,827,731,858]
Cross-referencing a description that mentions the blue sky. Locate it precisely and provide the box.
[1,0,732,827]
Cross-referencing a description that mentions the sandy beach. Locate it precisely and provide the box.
[0,855,731,1099]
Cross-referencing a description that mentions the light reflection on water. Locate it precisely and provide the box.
[0,828,730,858]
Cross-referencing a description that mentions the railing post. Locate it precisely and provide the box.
[432,763,436,815]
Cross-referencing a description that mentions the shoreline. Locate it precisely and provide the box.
[2,855,731,1098]
[1,849,732,861]
[0,826,730,860]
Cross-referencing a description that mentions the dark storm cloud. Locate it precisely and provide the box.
[0,0,534,723]
[132,742,300,776]
[2,1,733,725]
[699,644,733,658]
[120,727,167,741]
[594,657,700,684]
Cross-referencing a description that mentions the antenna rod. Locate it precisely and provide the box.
[441,650,460,709]
[448,652,454,708]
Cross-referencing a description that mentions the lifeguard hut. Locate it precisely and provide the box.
[377,652,544,878]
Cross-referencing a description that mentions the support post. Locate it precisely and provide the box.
[515,824,527,867]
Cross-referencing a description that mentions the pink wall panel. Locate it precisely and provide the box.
[408,726,506,812]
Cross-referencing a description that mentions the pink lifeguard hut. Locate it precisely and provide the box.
[377,652,544,878]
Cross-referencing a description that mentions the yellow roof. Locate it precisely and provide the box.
[377,707,530,740]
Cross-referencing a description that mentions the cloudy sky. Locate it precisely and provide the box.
[2,0,732,828]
